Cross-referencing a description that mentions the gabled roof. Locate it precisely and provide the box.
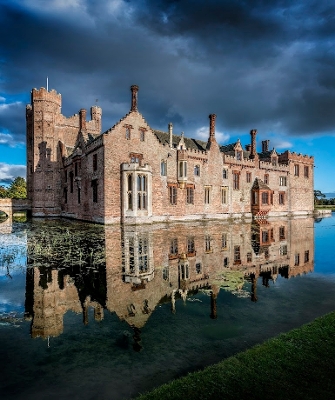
[252,178,271,191]
[153,130,207,152]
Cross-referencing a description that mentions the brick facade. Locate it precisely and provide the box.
[26,86,314,224]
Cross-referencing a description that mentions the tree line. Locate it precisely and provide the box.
[0,177,27,199]
[314,190,335,205]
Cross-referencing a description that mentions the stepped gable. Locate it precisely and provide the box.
[252,178,271,191]
[153,129,207,151]
[220,142,250,158]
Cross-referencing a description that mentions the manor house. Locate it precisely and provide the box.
[26,85,314,224]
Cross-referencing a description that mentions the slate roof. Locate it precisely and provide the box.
[252,178,271,191]
[153,130,207,152]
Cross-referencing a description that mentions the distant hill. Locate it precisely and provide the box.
[324,193,335,199]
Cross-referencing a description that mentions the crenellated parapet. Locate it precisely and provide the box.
[223,154,256,168]
[259,160,289,172]
[279,150,314,165]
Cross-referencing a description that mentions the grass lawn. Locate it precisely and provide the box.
[136,311,335,400]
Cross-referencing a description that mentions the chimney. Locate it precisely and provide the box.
[245,144,251,152]
[208,114,216,142]
[249,129,257,159]
[79,109,87,131]
[262,140,269,153]
[130,85,139,112]
[168,122,173,148]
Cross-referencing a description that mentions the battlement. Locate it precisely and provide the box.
[223,154,256,167]
[259,160,289,172]
[31,87,62,106]
[279,150,314,164]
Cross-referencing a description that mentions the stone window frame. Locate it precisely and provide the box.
[233,245,241,264]
[187,237,195,256]
[169,238,178,259]
[264,174,269,185]
[279,176,287,186]
[304,250,309,263]
[160,160,167,176]
[204,186,211,204]
[194,165,200,176]
[205,235,212,253]
[137,174,148,210]
[279,226,285,240]
[246,172,251,183]
[223,169,228,179]
[130,152,143,164]
[279,191,285,205]
[294,253,300,266]
[168,183,177,205]
[186,184,194,205]
[221,186,228,204]
[294,164,299,176]
[233,171,240,190]
[221,233,228,250]
[304,166,309,178]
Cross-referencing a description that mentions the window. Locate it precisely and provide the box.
[264,174,269,185]
[92,179,98,203]
[234,246,241,264]
[169,184,177,205]
[186,186,194,204]
[279,192,285,205]
[161,160,167,176]
[252,191,258,205]
[205,236,211,252]
[196,263,202,274]
[236,151,242,161]
[138,238,148,273]
[194,165,200,176]
[304,250,309,263]
[204,186,211,204]
[137,175,147,210]
[262,192,269,205]
[272,157,277,166]
[125,127,131,140]
[223,169,228,179]
[280,176,287,186]
[246,172,251,183]
[64,187,67,204]
[279,226,285,240]
[223,257,229,267]
[187,238,195,255]
[221,187,228,204]
[162,266,169,281]
[140,130,145,141]
[127,174,133,210]
[233,172,240,190]
[295,253,300,266]
[64,170,68,183]
[77,187,81,204]
[294,164,299,176]
[304,166,309,178]
[178,161,187,178]
[75,163,78,177]
[280,245,288,256]
[262,230,269,243]
[222,233,227,249]
[170,238,178,257]
[130,153,143,164]
[247,252,252,262]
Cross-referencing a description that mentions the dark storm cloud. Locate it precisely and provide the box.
[0,0,335,146]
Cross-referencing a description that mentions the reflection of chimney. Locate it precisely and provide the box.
[79,109,87,131]
[210,290,217,319]
[130,85,139,112]
[250,129,257,159]
[168,122,173,148]
[250,273,258,302]
[262,140,269,153]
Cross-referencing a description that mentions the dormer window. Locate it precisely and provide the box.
[126,127,131,140]
[236,151,242,161]
[272,157,277,166]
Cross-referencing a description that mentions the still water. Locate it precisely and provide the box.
[0,215,335,399]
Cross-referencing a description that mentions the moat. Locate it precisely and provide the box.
[1,214,335,400]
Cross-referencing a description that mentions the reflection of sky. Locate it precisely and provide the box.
[0,229,27,313]
[314,213,335,275]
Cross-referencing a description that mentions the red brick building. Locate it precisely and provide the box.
[26,85,314,224]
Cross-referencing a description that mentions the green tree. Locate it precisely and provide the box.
[0,185,8,198]
[7,177,27,199]
[314,190,326,205]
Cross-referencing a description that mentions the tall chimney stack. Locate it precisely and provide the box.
[208,114,216,143]
[79,109,87,131]
[168,122,173,148]
[262,140,269,153]
[249,129,257,159]
[130,85,139,112]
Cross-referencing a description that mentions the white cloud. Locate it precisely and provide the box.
[0,163,26,183]
[195,126,230,145]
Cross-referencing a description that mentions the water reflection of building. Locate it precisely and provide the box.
[25,218,314,341]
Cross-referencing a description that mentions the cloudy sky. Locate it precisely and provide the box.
[0,0,335,191]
